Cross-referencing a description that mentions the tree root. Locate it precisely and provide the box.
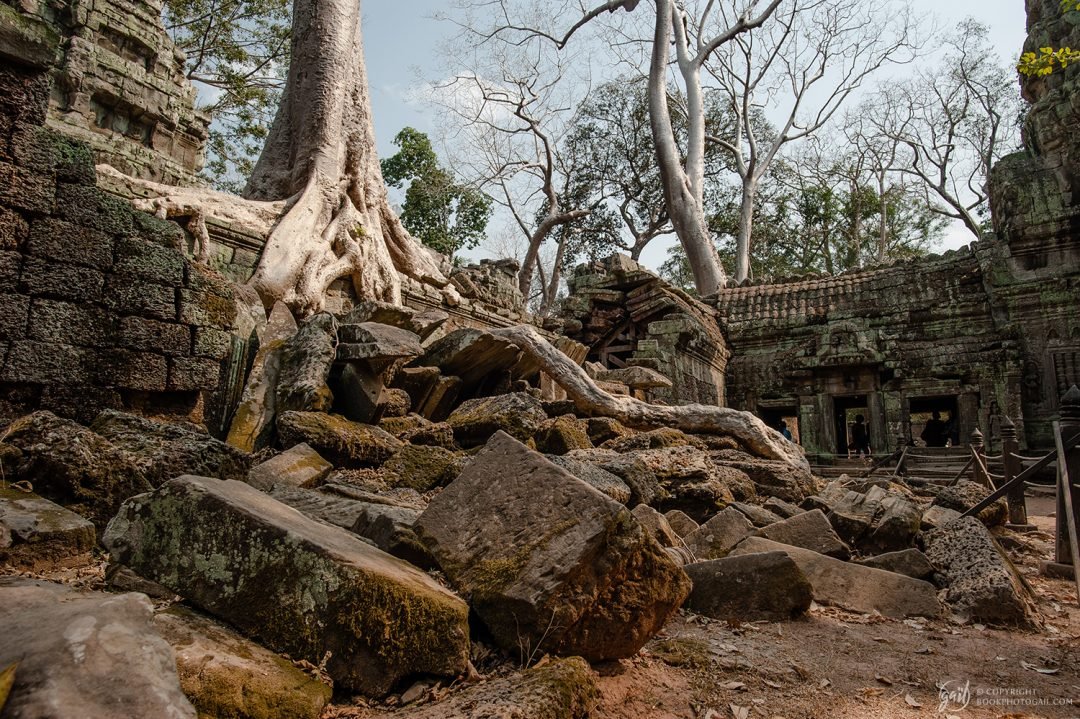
[490,325,809,471]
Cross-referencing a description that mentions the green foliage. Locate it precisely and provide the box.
[1017,0,1080,77]
[164,0,291,190]
[381,128,493,257]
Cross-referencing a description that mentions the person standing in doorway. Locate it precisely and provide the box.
[779,420,793,442]
[921,410,949,447]
[849,414,871,459]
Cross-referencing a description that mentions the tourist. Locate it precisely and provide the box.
[780,420,793,441]
[921,410,949,447]
[849,414,871,459]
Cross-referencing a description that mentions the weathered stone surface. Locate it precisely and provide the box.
[277,411,402,467]
[683,507,754,561]
[0,486,95,569]
[225,302,297,452]
[709,451,817,503]
[932,480,1008,527]
[446,392,547,447]
[336,362,385,424]
[350,503,432,569]
[401,420,456,449]
[585,416,632,445]
[275,312,337,413]
[730,537,942,618]
[155,606,332,719]
[756,508,850,559]
[415,432,690,661]
[267,484,373,530]
[0,578,196,718]
[685,552,813,622]
[547,455,632,505]
[337,322,423,361]
[534,414,593,454]
[855,548,935,581]
[632,504,681,548]
[381,443,463,492]
[663,509,699,538]
[923,517,1040,628]
[564,449,662,507]
[763,497,803,519]
[379,387,411,417]
[730,501,783,528]
[246,442,332,492]
[920,504,961,531]
[362,656,598,719]
[103,475,470,695]
[91,410,252,486]
[826,485,884,545]
[1,410,150,530]
[341,301,448,341]
[414,328,522,395]
[602,427,698,452]
[866,494,922,554]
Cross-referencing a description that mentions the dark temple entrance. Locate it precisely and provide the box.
[909,395,960,447]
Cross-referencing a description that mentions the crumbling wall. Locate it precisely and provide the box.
[19,0,211,183]
[0,19,236,426]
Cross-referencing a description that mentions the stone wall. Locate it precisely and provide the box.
[8,0,209,184]
[0,20,236,426]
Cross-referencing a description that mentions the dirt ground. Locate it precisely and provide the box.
[589,500,1079,719]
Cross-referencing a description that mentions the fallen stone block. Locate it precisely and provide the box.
[632,504,681,547]
[923,517,1040,627]
[413,328,522,397]
[277,411,402,467]
[361,656,598,719]
[709,450,818,502]
[226,301,297,452]
[763,497,803,519]
[381,443,463,492]
[351,503,433,569]
[855,548,935,581]
[103,475,470,695]
[1,410,151,530]
[534,414,593,454]
[730,537,941,618]
[91,409,253,486]
[756,508,850,560]
[268,484,376,530]
[155,606,332,719]
[446,392,547,447]
[920,504,961,531]
[683,507,754,561]
[730,501,784,528]
[932,481,1007,527]
[866,494,921,554]
[337,322,423,362]
[826,485,885,545]
[685,552,813,622]
[663,509,699,538]
[274,312,337,413]
[416,431,690,661]
[564,448,662,506]
[341,301,448,341]
[548,455,632,504]
[247,442,332,492]
[0,486,95,570]
[0,578,195,718]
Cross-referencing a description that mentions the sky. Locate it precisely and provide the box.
[360,0,1029,273]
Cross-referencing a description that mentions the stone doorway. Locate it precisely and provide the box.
[833,395,871,456]
[909,395,960,447]
[759,405,800,445]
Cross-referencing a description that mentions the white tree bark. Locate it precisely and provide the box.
[491,325,809,471]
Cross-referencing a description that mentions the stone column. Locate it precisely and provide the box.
[970,427,988,487]
[1001,416,1028,526]
[1055,386,1080,565]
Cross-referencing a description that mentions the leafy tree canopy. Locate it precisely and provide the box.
[381,128,493,257]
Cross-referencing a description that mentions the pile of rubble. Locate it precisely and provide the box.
[0,304,1042,718]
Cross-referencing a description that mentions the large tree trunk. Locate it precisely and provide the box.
[241,0,451,315]
[491,325,808,471]
[648,0,727,297]
[734,180,756,283]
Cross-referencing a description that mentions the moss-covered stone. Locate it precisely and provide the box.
[0,486,95,570]
[416,431,690,662]
[1,410,151,532]
[154,606,332,719]
[446,392,547,447]
[381,443,464,491]
[103,475,470,696]
[277,411,402,467]
[534,414,593,455]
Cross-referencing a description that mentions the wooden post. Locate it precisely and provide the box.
[970,427,988,487]
[1056,386,1080,566]
[1001,416,1028,526]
